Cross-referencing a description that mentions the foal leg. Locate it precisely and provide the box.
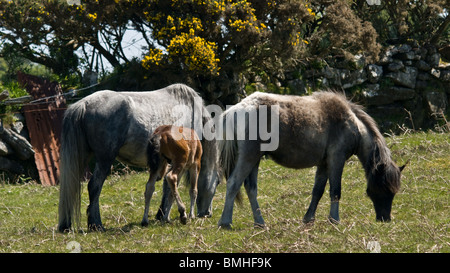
[165,167,188,224]
[244,160,265,228]
[303,164,328,224]
[142,161,167,226]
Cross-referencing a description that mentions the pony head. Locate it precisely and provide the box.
[196,165,222,217]
[366,161,405,222]
[196,137,222,218]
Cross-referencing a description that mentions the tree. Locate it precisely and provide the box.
[352,0,450,47]
[1,0,446,104]
[136,0,315,103]
[136,0,383,104]
[0,0,132,79]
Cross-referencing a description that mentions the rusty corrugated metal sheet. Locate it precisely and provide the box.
[18,72,66,186]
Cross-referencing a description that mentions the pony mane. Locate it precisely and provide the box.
[311,91,392,170]
[164,83,202,102]
[349,102,401,194]
[349,102,390,167]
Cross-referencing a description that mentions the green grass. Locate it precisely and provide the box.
[0,131,448,253]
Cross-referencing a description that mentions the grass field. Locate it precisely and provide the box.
[0,131,448,253]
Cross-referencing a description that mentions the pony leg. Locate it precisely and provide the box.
[141,173,158,227]
[327,158,345,224]
[189,166,199,219]
[155,177,174,222]
[303,164,328,223]
[87,160,112,231]
[243,160,265,228]
[219,150,261,229]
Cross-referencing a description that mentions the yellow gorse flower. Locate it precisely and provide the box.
[228,0,267,34]
[140,0,277,75]
[141,49,164,69]
[88,13,97,21]
[167,30,220,75]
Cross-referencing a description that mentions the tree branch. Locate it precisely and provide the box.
[90,37,121,68]
[430,15,450,45]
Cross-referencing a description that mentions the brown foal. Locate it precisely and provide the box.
[141,125,202,226]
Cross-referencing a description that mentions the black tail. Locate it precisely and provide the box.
[147,134,161,173]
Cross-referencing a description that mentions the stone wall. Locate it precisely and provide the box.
[0,112,37,182]
[361,44,449,132]
[258,43,450,133]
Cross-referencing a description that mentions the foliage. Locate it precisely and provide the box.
[0,81,28,123]
[311,1,381,62]
[0,0,448,104]
[352,0,450,47]
[0,0,131,78]
[0,0,379,104]
[134,0,316,103]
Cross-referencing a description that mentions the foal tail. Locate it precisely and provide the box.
[58,102,89,232]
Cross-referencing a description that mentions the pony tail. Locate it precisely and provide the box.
[219,112,238,180]
[147,134,161,173]
[219,110,243,206]
[58,102,88,232]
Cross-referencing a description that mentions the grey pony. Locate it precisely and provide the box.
[58,84,220,232]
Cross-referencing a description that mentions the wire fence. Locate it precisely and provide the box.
[0,82,100,118]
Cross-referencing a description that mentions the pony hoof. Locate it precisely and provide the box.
[219,223,232,230]
[328,217,340,225]
[88,224,106,232]
[180,216,188,225]
[141,220,149,227]
[58,225,71,233]
[198,212,212,218]
[254,223,266,229]
[302,217,315,224]
[155,210,165,221]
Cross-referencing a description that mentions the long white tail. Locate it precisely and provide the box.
[58,102,89,232]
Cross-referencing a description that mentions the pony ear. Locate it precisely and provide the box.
[399,159,410,172]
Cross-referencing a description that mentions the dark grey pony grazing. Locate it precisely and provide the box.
[218,91,405,229]
[58,84,220,232]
